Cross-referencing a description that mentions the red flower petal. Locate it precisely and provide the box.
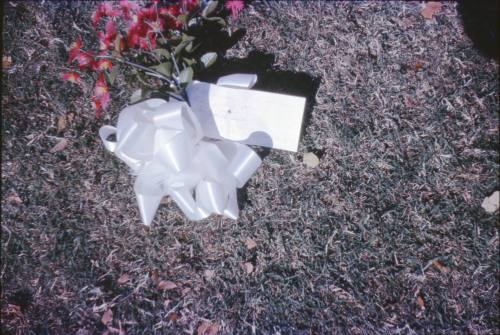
[97,32,110,51]
[60,72,81,84]
[159,4,181,17]
[91,9,102,27]
[139,7,157,21]
[225,0,244,18]
[69,37,82,51]
[94,73,108,96]
[74,50,95,69]
[148,33,157,49]
[96,58,113,71]
[138,37,150,50]
[68,37,82,63]
[165,16,182,29]
[126,23,140,48]
[101,2,121,17]
[92,96,103,116]
[99,91,110,109]
[92,2,121,27]
[105,20,117,38]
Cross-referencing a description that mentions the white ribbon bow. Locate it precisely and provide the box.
[99,75,262,225]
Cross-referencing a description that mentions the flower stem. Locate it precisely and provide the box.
[96,55,187,102]
[96,55,172,85]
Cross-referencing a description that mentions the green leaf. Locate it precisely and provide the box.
[185,41,194,53]
[152,62,172,76]
[177,14,188,25]
[157,37,169,45]
[130,89,142,104]
[175,39,193,55]
[200,52,217,68]
[182,57,196,66]
[179,67,193,84]
[108,64,120,85]
[181,33,195,42]
[202,0,219,17]
[153,48,170,60]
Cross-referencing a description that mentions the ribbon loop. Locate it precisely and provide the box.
[217,74,258,89]
[99,126,118,153]
[100,95,261,225]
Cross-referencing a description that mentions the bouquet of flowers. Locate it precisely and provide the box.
[61,0,245,116]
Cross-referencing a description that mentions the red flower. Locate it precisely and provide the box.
[225,0,244,18]
[98,20,117,50]
[68,37,82,63]
[94,73,108,96]
[126,13,153,49]
[126,20,144,48]
[60,72,81,85]
[96,58,112,71]
[92,73,110,116]
[92,2,121,27]
[139,6,157,22]
[138,33,157,50]
[91,97,103,117]
[73,50,95,69]
[159,6,182,29]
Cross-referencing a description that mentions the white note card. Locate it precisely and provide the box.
[186,81,306,152]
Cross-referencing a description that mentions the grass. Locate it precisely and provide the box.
[1,1,498,334]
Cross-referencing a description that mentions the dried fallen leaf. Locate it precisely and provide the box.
[204,269,215,280]
[67,112,75,123]
[413,61,424,71]
[374,159,394,171]
[7,191,22,205]
[117,273,129,285]
[432,260,450,274]
[57,115,67,133]
[197,321,210,335]
[101,308,113,326]
[2,56,12,69]
[481,191,499,213]
[207,323,220,335]
[416,295,425,309]
[420,2,442,19]
[150,269,159,285]
[245,238,257,250]
[167,312,178,322]
[158,280,177,290]
[244,262,254,274]
[197,321,220,335]
[303,152,320,168]
[49,138,68,153]
[181,287,191,296]
[107,326,122,334]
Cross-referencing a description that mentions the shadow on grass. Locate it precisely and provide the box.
[457,0,499,61]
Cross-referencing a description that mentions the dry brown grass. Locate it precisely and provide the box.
[1,1,498,334]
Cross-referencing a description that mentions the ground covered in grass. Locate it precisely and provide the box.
[1,1,498,334]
